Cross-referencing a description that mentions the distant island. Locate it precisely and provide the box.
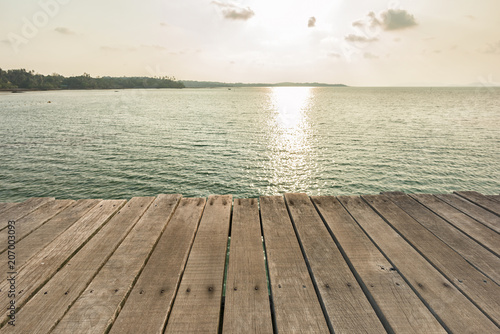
[182,81,347,88]
[0,68,184,90]
[0,68,347,91]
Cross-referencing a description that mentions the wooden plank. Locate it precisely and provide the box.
[455,191,500,216]
[52,195,180,334]
[312,196,446,334]
[6,197,157,334]
[0,199,125,328]
[0,203,18,215]
[410,194,500,257]
[222,198,273,334]
[486,195,500,202]
[0,197,55,230]
[164,195,232,333]
[339,196,500,334]
[285,193,385,333]
[10,199,101,267]
[259,195,329,333]
[110,197,205,334]
[387,194,500,284]
[363,195,500,327]
[0,200,74,255]
[436,194,500,234]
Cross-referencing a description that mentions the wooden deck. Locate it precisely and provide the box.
[1,191,499,333]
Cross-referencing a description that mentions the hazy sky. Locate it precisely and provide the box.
[1,0,499,86]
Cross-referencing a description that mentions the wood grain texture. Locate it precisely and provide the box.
[410,194,500,257]
[387,193,500,284]
[3,199,100,268]
[312,196,446,334]
[436,194,500,234]
[52,195,180,334]
[0,202,17,215]
[339,196,500,334]
[0,197,55,230]
[260,195,329,333]
[0,199,74,255]
[0,199,125,328]
[4,197,155,334]
[285,193,385,333]
[110,197,205,334]
[363,194,500,327]
[222,198,273,334]
[165,195,232,333]
[455,191,500,216]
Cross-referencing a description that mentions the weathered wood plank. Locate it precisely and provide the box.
[312,196,446,333]
[285,193,385,333]
[259,195,329,333]
[410,194,500,257]
[363,195,500,327]
[487,195,500,202]
[110,197,205,334]
[455,191,500,216]
[222,198,273,334]
[0,200,74,256]
[339,196,500,334]
[436,194,500,234]
[0,197,55,230]
[0,203,17,215]
[0,199,125,328]
[165,195,232,333]
[52,195,180,334]
[4,197,155,333]
[3,199,100,268]
[387,194,500,284]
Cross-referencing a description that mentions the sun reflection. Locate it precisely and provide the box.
[264,87,316,193]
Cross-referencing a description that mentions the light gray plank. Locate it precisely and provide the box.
[312,196,446,333]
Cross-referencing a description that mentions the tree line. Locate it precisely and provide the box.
[0,68,185,90]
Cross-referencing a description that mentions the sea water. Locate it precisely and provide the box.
[0,87,498,201]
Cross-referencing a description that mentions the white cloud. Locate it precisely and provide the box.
[364,52,378,59]
[354,9,417,31]
[482,40,500,54]
[345,34,378,43]
[54,27,76,35]
[308,17,316,28]
[211,1,255,21]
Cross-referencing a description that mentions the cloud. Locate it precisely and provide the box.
[354,9,417,31]
[54,27,76,35]
[482,40,500,54]
[327,52,341,58]
[364,52,378,59]
[345,34,378,43]
[211,1,255,20]
[465,15,475,21]
[100,46,137,52]
[308,17,316,28]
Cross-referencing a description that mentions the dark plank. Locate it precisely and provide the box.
[4,199,100,268]
[387,194,500,284]
[339,196,500,334]
[312,196,446,333]
[110,197,205,334]
[455,191,500,216]
[411,194,500,257]
[0,197,55,230]
[165,195,232,333]
[52,195,180,334]
[436,194,500,234]
[259,196,329,333]
[222,198,273,334]
[0,199,125,328]
[285,193,385,333]
[487,195,500,202]
[363,195,500,327]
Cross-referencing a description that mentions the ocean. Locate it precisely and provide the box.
[0,87,498,201]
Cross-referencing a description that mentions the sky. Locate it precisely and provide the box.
[1,0,499,86]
